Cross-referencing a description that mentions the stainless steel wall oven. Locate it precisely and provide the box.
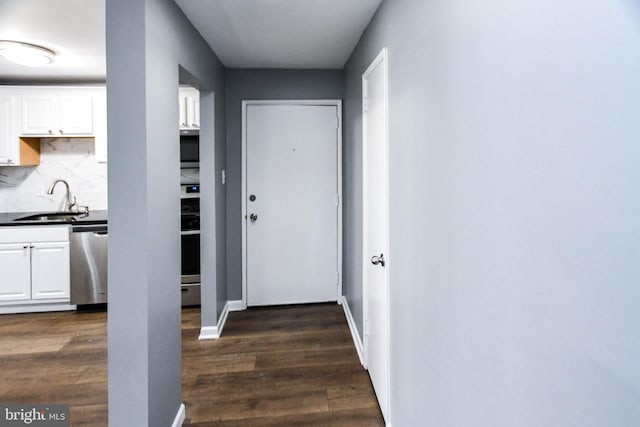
[181,184,200,305]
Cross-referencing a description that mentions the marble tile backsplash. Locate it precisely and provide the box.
[180,167,199,185]
[0,138,108,213]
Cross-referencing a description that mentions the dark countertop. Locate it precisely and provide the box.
[0,210,108,227]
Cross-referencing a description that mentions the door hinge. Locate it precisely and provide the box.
[364,96,368,113]
[337,271,340,286]
[336,194,340,207]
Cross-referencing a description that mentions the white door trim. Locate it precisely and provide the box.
[241,100,343,309]
[362,48,390,421]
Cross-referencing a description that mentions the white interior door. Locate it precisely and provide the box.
[245,103,340,306]
[363,49,390,422]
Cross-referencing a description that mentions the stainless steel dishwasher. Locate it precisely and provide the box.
[70,224,108,305]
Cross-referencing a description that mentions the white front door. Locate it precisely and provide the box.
[244,103,340,306]
[363,49,390,422]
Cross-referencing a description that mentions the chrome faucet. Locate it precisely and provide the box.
[47,179,77,212]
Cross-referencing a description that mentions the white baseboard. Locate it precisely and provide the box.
[199,300,234,340]
[198,325,219,340]
[341,295,365,367]
[227,300,244,311]
[0,303,76,315]
[171,403,185,427]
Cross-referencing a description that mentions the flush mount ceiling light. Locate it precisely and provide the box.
[0,40,55,67]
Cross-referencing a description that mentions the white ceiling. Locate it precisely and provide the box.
[175,0,383,69]
[0,0,381,82]
[0,0,106,82]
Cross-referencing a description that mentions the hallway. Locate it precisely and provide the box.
[182,303,383,425]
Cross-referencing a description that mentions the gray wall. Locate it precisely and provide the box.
[344,0,640,425]
[225,69,343,300]
[106,0,226,425]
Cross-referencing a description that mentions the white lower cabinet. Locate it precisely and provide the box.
[31,242,70,300]
[0,227,72,312]
[0,243,31,301]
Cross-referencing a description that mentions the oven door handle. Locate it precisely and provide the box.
[180,230,201,236]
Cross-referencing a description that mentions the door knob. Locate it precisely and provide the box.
[249,213,258,222]
[371,253,385,267]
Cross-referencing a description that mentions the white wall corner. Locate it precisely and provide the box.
[171,403,185,427]
[227,300,244,311]
[341,295,365,367]
[199,301,231,340]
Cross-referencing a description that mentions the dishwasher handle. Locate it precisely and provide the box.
[72,225,108,234]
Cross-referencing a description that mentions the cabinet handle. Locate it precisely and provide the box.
[59,129,64,135]
[23,245,29,249]
[48,129,53,135]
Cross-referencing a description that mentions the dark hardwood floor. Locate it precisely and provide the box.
[0,303,383,426]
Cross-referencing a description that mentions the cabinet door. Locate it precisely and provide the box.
[59,95,94,135]
[179,94,189,129]
[188,96,200,129]
[93,89,108,163]
[0,95,18,165]
[22,95,56,135]
[0,243,31,302]
[179,87,200,129]
[31,241,70,300]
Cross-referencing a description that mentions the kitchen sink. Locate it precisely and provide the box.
[14,212,84,222]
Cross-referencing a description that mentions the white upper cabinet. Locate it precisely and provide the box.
[59,95,94,135]
[179,87,200,130]
[22,92,93,136]
[93,90,108,163]
[0,86,107,166]
[0,94,19,165]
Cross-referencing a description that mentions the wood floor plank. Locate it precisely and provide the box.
[69,404,108,427]
[184,407,385,427]
[3,382,106,406]
[255,346,359,370]
[186,389,330,423]
[327,381,381,412]
[183,328,353,358]
[183,353,257,377]
[0,335,71,355]
[190,363,367,399]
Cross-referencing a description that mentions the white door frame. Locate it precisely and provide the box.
[241,100,343,309]
[362,48,390,420]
